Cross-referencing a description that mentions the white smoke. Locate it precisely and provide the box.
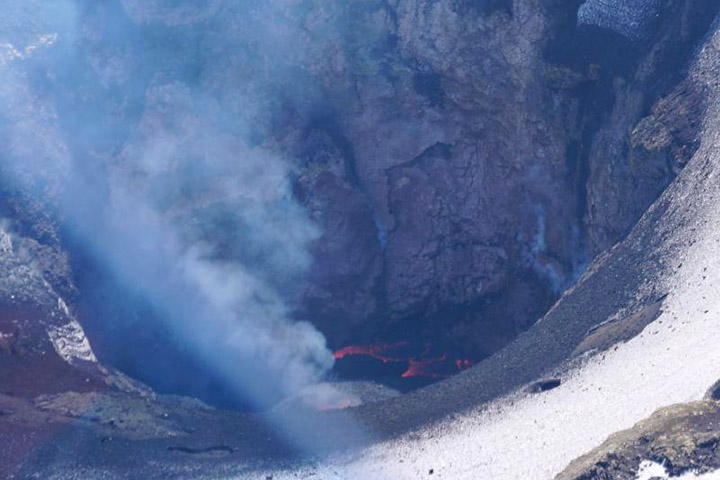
[0,0,337,410]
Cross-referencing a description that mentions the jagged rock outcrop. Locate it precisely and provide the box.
[556,401,720,480]
[0,224,147,399]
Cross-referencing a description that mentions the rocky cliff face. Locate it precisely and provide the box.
[218,0,717,356]
[213,0,719,357]
[301,0,718,355]
[0,222,143,400]
[292,0,577,351]
[2,0,720,403]
[557,401,720,480]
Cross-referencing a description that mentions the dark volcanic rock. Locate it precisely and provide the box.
[281,0,720,358]
[274,0,719,355]
[578,0,717,259]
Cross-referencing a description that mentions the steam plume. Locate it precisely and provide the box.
[0,0,338,411]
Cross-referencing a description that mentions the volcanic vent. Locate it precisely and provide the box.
[332,341,473,390]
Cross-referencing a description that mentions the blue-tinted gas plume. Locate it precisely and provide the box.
[0,0,347,415]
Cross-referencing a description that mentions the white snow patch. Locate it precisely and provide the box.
[57,297,71,317]
[48,319,97,364]
[636,461,720,480]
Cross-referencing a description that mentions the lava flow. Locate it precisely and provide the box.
[332,342,409,364]
[401,354,448,378]
[455,359,473,370]
[333,343,473,379]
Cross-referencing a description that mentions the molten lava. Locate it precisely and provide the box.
[332,342,408,363]
[333,342,473,379]
[455,359,473,370]
[401,354,448,378]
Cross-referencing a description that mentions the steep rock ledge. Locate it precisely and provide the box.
[288,0,720,356]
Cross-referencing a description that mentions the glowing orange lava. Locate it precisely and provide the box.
[333,343,473,379]
[401,354,448,378]
[332,342,408,363]
[455,359,473,370]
